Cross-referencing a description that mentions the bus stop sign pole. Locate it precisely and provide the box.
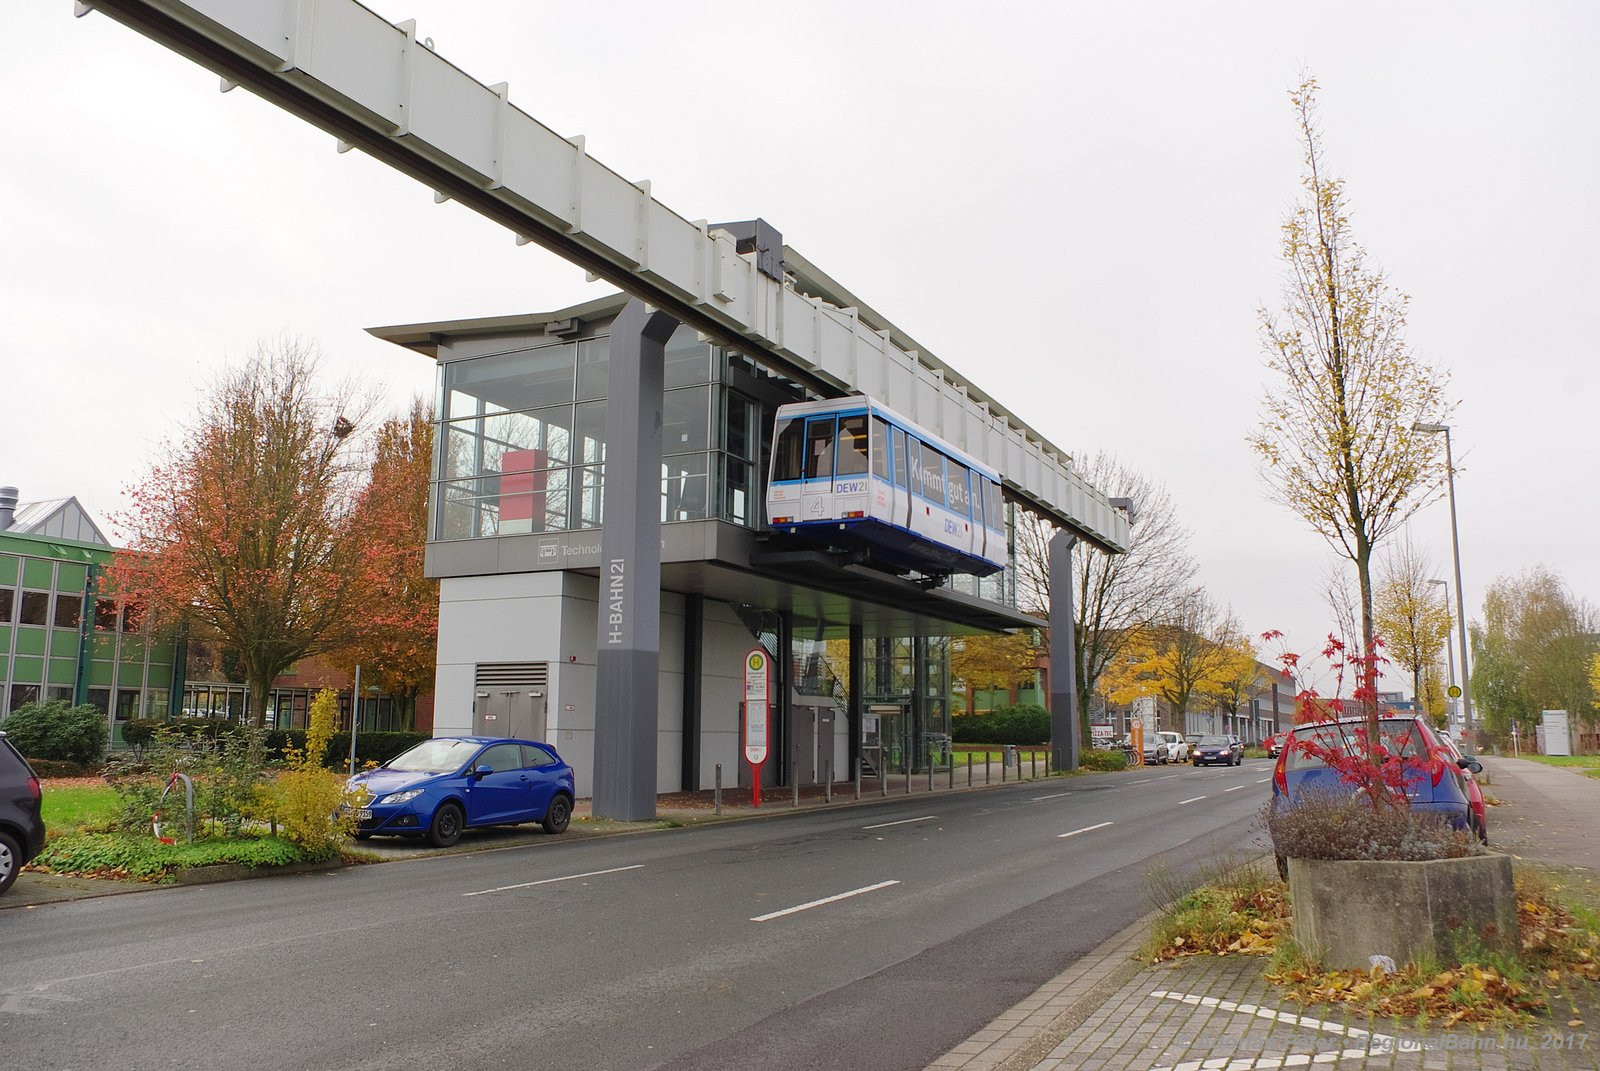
[744,649,770,808]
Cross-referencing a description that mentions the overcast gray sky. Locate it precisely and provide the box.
[3,1,1594,694]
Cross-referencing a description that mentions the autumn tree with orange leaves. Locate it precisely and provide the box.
[108,340,374,728]
[334,399,438,727]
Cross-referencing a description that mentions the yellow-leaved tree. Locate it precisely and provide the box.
[950,632,1039,714]
[1373,537,1454,713]
[1248,76,1454,742]
[1099,592,1239,732]
[262,687,358,858]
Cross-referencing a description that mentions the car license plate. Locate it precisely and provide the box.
[358,808,373,821]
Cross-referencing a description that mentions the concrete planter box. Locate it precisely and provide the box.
[1287,854,1518,971]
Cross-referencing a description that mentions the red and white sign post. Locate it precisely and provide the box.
[743,648,771,808]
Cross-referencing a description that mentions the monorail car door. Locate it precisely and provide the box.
[801,416,834,523]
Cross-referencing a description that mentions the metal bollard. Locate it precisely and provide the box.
[927,760,933,793]
[967,751,973,787]
[793,744,801,808]
[986,752,992,784]
[1031,750,1037,779]
[854,758,861,801]
[825,760,833,804]
[715,763,723,816]
[1002,750,1007,782]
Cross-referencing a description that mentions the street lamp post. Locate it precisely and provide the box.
[1427,579,1457,724]
[1413,422,1473,754]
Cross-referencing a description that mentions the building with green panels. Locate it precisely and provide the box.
[0,524,182,747]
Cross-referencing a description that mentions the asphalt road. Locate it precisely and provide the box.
[0,760,1276,1071]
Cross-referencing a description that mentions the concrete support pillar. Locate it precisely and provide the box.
[592,299,678,820]
[1049,530,1081,773]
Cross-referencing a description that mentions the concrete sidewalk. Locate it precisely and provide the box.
[930,756,1600,1071]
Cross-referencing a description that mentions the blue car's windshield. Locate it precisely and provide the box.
[386,739,480,773]
[1200,736,1230,746]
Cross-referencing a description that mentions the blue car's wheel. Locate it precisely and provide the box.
[542,794,572,835]
[428,802,464,847]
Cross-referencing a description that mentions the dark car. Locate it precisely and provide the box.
[1270,715,1483,834]
[0,730,47,895]
[1265,731,1287,759]
[348,736,576,847]
[1191,734,1244,767]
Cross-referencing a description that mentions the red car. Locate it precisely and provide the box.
[1437,734,1488,843]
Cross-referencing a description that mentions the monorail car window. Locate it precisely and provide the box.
[870,417,890,480]
[947,461,971,517]
[772,418,805,482]
[972,476,985,528]
[837,414,870,476]
[804,418,835,480]
[918,447,945,503]
[892,427,908,488]
[986,480,1002,527]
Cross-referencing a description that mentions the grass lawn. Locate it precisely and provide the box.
[1517,754,1600,770]
[39,783,121,833]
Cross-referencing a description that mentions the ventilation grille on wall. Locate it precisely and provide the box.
[475,662,549,689]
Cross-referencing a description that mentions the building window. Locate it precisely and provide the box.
[0,587,13,624]
[54,593,82,630]
[18,591,49,627]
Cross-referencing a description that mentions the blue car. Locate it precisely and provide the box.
[349,736,575,847]
[1270,715,1482,833]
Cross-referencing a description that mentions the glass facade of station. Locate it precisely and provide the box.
[432,326,772,541]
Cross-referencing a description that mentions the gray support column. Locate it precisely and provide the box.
[776,612,793,786]
[848,620,864,778]
[680,594,703,792]
[912,635,928,771]
[1049,530,1081,773]
[592,299,678,820]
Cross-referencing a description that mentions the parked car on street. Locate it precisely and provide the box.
[1141,735,1167,765]
[0,730,47,896]
[1191,734,1244,766]
[1270,715,1483,839]
[1265,731,1287,759]
[1155,730,1188,764]
[347,736,576,847]
[1437,734,1489,843]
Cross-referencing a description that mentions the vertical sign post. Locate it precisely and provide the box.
[744,649,770,808]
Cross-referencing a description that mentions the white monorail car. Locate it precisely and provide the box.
[766,397,1006,577]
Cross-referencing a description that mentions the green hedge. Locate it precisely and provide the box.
[951,704,1050,746]
[122,720,427,770]
[1,700,108,766]
[1078,748,1129,772]
[268,729,428,770]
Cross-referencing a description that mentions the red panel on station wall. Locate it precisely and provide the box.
[500,448,548,531]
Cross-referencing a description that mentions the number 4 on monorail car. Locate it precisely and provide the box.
[765,396,1006,577]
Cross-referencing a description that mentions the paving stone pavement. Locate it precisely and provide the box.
[930,921,1598,1071]
[929,755,1600,1071]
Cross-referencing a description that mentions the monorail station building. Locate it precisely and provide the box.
[372,244,1130,817]
[76,0,1126,820]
